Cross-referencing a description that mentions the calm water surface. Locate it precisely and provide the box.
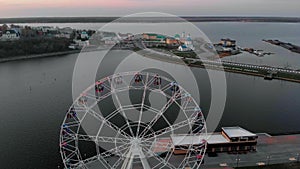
[1,22,300,168]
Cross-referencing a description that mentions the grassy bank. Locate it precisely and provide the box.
[0,38,73,58]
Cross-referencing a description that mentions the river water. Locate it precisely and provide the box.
[1,22,300,168]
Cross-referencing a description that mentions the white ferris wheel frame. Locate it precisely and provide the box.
[60,71,207,169]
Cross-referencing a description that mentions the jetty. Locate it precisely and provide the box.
[263,39,300,54]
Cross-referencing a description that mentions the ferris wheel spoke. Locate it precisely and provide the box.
[145,75,155,86]
[173,99,191,120]
[148,87,176,101]
[160,82,172,92]
[136,73,149,137]
[96,91,113,102]
[98,143,131,160]
[111,156,125,169]
[143,104,160,113]
[74,134,130,144]
[86,108,132,139]
[140,146,176,169]
[139,94,177,138]
[178,150,200,169]
[143,118,194,141]
[111,146,132,169]
[101,142,131,158]
[82,142,131,165]
[109,79,135,137]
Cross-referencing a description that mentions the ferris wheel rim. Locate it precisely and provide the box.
[60,71,207,169]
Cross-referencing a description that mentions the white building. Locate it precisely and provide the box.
[117,33,133,41]
[176,32,195,51]
[0,30,20,41]
[35,26,57,33]
[55,33,71,39]
[184,36,194,50]
[178,45,191,52]
[101,36,119,45]
[73,39,90,48]
[81,31,89,40]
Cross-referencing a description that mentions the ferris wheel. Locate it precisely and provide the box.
[60,72,207,169]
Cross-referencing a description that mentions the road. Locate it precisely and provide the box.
[200,134,300,168]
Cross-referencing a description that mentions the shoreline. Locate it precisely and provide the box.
[2,48,300,84]
[1,16,300,23]
[138,49,300,84]
[0,50,80,63]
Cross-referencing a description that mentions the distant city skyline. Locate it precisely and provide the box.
[1,0,300,18]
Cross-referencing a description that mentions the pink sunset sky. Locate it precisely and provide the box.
[0,0,299,18]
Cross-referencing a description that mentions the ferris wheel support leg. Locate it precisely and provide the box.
[121,150,133,169]
[121,140,151,169]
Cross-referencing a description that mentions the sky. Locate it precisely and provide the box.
[0,0,300,18]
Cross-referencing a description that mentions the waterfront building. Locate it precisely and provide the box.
[104,39,117,45]
[10,25,23,35]
[117,33,133,41]
[171,126,258,155]
[156,34,166,42]
[100,36,119,45]
[171,134,206,155]
[80,31,89,40]
[142,33,158,40]
[100,31,117,39]
[46,30,60,37]
[220,38,236,47]
[0,29,20,41]
[35,26,58,33]
[176,32,195,51]
[55,33,71,39]
[214,38,240,55]
[73,39,90,47]
[166,37,180,46]
[149,33,157,40]
[181,31,186,40]
[142,33,165,42]
[184,36,194,50]
[142,33,149,39]
[174,34,180,40]
[0,24,9,32]
[178,44,191,52]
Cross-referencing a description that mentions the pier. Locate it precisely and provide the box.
[133,43,300,83]
[263,39,300,54]
[189,59,300,82]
